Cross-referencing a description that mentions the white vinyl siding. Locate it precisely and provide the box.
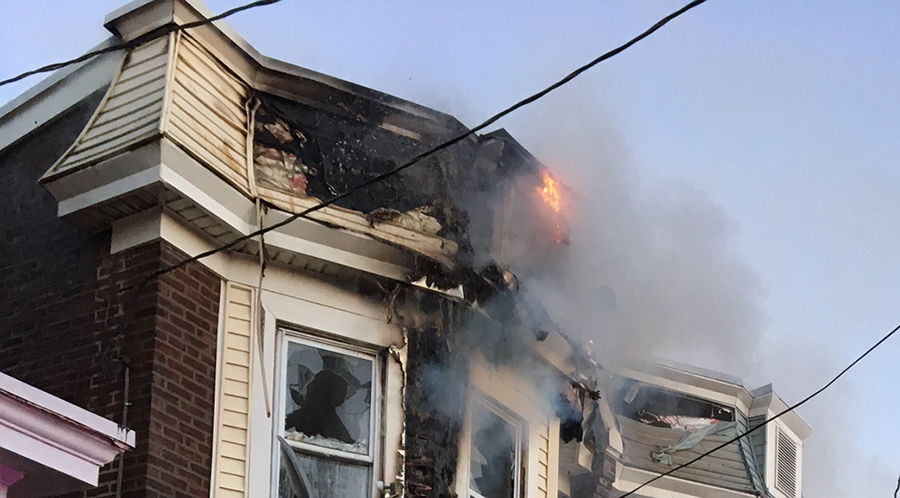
[535,420,552,498]
[212,283,254,498]
[167,34,251,194]
[48,36,169,176]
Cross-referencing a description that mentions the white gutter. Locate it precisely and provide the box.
[0,372,135,487]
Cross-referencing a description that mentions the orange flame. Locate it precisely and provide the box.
[536,171,562,213]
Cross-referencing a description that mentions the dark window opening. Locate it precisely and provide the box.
[468,397,523,498]
[617,381,734,431]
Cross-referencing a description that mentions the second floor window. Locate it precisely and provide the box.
[278,333,378,498]
[467,394,524,498]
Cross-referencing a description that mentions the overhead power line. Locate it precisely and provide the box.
[620,322,900,498]
[97,0,710,382]
[130,0,710,288]
[0,0,283,89]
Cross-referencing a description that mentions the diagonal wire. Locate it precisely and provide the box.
[39,0,709,377]
[119,0,709,294]
[620,322,900,498]
[0,0,282,88]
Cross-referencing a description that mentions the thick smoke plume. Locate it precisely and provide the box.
[495,90,887,498]
[508,93,766,375]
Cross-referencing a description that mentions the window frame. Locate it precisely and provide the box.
[463,390,527,498]
[273,325,384,496]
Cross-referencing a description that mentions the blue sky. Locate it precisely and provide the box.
[3,1,899,496]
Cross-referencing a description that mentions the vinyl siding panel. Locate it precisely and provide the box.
[167,34,250,194]
[749,415,767,479]
[212,283,254,498]
[49,36,168,176]
[536,421,551,498]
[617,415,758,493]
[739,412,770,497]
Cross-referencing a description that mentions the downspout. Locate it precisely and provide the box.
[245,96,272,418]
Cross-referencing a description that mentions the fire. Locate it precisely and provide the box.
[536,171,562,213]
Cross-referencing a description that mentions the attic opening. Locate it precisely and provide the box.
[617,381,734,431]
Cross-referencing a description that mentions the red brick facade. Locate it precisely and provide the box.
[0,97,222,498]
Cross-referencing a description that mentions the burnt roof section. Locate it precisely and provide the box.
[254,92,478,214]
[252,90,552,266]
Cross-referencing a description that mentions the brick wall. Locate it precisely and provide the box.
[145,243,220,498]
[0,94,221,498]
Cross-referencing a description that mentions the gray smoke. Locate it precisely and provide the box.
[493,89,885,498]
[505,93,766,375]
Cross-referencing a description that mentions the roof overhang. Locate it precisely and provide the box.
[0,373,134,498]
[42,136,454,282]
[0,40,123,154]
[748,384,811,440]
[102,0,466,130]
[617,361,755,415]
[0,0,467,161]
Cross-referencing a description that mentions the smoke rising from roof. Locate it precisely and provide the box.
[509,94,766,375]
[500,90,891,498]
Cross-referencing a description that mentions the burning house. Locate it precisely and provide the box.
[0,1,807,498]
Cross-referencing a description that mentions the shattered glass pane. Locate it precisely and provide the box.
[278,452,371,498]
[469,400,519,498]
[283,341,373,455]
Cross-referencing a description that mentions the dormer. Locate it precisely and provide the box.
[608,361,809,498]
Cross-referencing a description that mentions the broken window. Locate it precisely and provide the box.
[618,381,734,431]
[277,334,377,498]
[466,395,524,498]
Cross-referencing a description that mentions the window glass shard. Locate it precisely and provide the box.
[283,341,373,455]
[469,400,518,498]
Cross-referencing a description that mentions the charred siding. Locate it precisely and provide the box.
[253,93,530,259]
[404,327,469,498]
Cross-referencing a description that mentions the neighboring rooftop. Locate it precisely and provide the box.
[0,372,134,497]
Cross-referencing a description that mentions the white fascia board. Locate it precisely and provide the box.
[0,39,124,154]
[618,367,743,411]
[616,466,757,498]
[0,374,134,486]
[0,373,134,449]
[51,138,417,279]
[58,165,161,218]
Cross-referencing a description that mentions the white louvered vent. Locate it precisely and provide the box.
[774,427,798,497]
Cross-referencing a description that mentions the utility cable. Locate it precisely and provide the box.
[620,322,900,498]
[0,0,283,88]
[113,0,709,296]
[70,0,709,384]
